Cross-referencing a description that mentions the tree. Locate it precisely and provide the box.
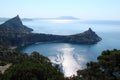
[1,52,65,80]
[75,49,120,80]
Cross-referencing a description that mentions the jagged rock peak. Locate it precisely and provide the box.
[71,28,102,44]
[4,15,23,26]
[16,15,19,18]
[88,28,92,31]
[84,28,95,34]
[0,15,33,33]
[87,28,94,32]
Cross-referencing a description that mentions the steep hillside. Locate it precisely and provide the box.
[0,16,102,47]
[0,15,33,33]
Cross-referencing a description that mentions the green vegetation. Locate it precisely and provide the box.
[0,45,120,80]
[0,15,119,80]
[0,61,7,66]
[68,49,120,80]
[0,51,65,80]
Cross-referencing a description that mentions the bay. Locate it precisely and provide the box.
[11,19,120,77]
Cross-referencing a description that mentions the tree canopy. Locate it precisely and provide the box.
[69,49,120,80]
[0,45,120,80]
[0,51,65,80]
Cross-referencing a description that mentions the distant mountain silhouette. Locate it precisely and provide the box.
[55,16,80,20]
[22,18,33,21]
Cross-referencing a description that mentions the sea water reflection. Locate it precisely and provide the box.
[20,19,120,77]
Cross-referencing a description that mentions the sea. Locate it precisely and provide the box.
[1,19,120,77]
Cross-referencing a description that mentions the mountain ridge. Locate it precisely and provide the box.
[0,15,33,33]
[0,15,102,47]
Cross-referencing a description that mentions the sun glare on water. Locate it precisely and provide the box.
[49,44,85,77]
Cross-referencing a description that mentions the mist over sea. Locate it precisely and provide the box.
[1,19,120,77]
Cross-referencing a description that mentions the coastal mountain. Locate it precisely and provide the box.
[0,15,101,47]
[0,15,33,33]
[25,28,101,45]
[65,28,101,44]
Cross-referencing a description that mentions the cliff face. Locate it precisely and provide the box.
[66,28,102,44]
[0,15,33,46]
[0,16,102,47]
[0,15,33,33]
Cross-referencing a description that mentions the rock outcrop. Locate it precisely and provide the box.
[0,15,33,33]
[66,28,102,44]
[0,16,102,47]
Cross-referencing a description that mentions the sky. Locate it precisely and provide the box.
[0,0,120,20]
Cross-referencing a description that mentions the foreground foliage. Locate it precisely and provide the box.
[0,45,120,80]
[68,49,120,80]
[0,51,65,80]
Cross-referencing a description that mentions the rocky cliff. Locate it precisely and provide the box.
[66,28,102,44]
[0,16,102,47]
[0,15,33,33]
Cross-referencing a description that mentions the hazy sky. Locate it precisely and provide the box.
[0,0,120,20]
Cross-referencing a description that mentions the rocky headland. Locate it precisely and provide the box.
[0,15,102,47]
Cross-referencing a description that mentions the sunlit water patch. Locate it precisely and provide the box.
[50,44,84,77]
[60,47,80,76]
[21,43,95,77]
[20,19,120,77]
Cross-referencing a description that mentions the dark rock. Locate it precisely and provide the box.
[0,16,102,47]
[0,15,33,33]
[0,45,19,61]
[66,28,102,44]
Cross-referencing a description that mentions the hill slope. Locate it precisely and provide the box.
[0,15,33,33]
[0,15,102,47]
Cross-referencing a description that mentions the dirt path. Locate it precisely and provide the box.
[0,63,12,74]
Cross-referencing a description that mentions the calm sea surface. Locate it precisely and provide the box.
[1,19,120,77]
